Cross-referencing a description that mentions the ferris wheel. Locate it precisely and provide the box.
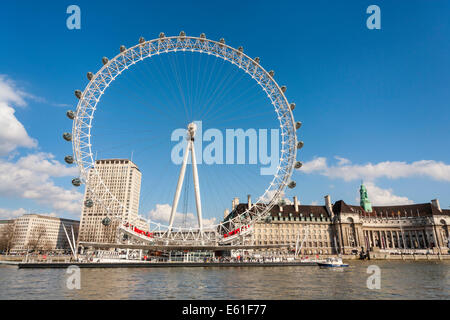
[63,32,304,245]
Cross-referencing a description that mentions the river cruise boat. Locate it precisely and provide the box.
[317,257,349,268]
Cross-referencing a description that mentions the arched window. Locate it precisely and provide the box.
[346,217,357,247]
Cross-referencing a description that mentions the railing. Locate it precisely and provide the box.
[380,249,431,255]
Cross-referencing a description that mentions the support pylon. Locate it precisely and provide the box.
[168,123,203,239]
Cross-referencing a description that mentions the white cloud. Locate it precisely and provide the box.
[0,75,28,106]
[0,75,64,106]
[0,208,59,220]
[0,102,37,156]
[301,156,436,206]
[301,156,450,182]
[302,157,328,173]
[0,76,82,216]
[258,190,292,204]
[361,182,414,206]
[147,203,217,228]
[0,153,82,214]
[334,156,351,166]
[258,190,277,203]
[15,152,77,177]
[0,76,37,155]
[0,208,27,220]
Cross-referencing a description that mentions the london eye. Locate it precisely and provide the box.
[63,32,303,246]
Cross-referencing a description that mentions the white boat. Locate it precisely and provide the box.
[300,256,326,264]
[317,257,349,268]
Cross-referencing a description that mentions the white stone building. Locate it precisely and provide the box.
[78,159,142,243]
[226,185,450,256]
[5,214,79,253]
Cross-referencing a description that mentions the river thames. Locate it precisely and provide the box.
[0,261,449,299]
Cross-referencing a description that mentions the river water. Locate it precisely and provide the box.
[0,261,448,299]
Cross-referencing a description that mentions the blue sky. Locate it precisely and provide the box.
[0,0,449,222]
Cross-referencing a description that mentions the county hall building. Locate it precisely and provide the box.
[228,184,450,255]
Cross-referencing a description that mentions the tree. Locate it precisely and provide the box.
[0,222,16,254]
[27,225,47,252]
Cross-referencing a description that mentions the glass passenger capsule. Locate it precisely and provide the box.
[63,132,72,141]
[102,217,111,226]
[72,178,81,187]
[84,199,94,208]
[66,110,75,120]
[64,155,74,164]
[294,161,303,169]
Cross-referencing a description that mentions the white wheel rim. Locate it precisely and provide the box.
[72,35,298,244]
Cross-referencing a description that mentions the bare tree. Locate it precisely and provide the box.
[0,222,16,254]
[42,240,54,254]
[27,225,47,252]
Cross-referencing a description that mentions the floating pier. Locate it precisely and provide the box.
[18,261,318,269]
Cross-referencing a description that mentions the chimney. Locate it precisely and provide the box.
[293,196,299,212]
[431,199,441,212]
[324,195,333,217]
[232,197,239,210]
[279,204,283,212]
[247,195,252,209]
[224,209,229,219]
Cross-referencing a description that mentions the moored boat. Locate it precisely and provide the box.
[317,257,349,268]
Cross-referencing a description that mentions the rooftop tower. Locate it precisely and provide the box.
[360,183,372,212]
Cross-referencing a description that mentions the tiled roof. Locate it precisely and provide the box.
[225,200,449,222]
[371,203,440,218]
[267,204,329,218]
[332,200,354,214]
[226,203,330,221]
[333,200,446,218]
